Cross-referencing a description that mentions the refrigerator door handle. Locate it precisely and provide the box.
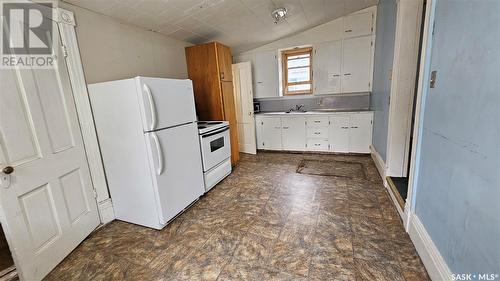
[143,84,157,131]
[151,132,164,175]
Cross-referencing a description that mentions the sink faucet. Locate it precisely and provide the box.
[287,104,306,113]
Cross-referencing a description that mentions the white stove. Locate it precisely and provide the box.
[197,121,232,192]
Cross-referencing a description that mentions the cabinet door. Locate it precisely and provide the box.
[217,43,233,82]
[255,117,265,149]
[342,36,373,93]
[329,115,350,153]
[261,117,282,150]
[314,41,342,95]
[343,12,373,38]
[282,117,306,151]
[254,50,279,98]
[349,113,373,153]
[221,81,239,164]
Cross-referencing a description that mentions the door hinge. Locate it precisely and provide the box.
[430,70,437,88]
[92,189,98,199]
[62,45,68,58]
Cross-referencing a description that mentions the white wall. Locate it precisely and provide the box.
[60,3,191,84]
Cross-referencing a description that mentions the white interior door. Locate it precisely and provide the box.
[232,62,257,154]
[0,25,100,280]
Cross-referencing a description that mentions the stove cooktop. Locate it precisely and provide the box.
[197,120,229,135]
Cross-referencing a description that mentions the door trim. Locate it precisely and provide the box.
[404,0,436,231]
[57,8,114,224]
[385,0,424,178]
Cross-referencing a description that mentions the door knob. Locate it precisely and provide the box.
[2,166,14,174]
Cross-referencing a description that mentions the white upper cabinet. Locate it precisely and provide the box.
[348,113,373,153]
[313,40,342,95]
[342,36,373,93]
[343,12,374,38]
[254,50,279,98]
[282,117,306,151]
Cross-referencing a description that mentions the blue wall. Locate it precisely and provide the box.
[371,0,397,161]
[414,0,500,274]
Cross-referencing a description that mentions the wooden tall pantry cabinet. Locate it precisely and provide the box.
[185,42,239,165]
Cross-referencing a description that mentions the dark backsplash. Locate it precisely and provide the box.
[255,93,370,112]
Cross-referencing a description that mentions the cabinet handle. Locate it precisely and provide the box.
[314,144,321,146]
[332,74,340,77]
[345,29,353,33]
[220,72,225,80]
[351,126,358,129]
[314,132,321,135]
[314,120,321,123]
[341,126,349,129]
[344,73,352,76]
[283,126,290,129]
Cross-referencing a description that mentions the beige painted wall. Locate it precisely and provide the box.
[60,3,191,84]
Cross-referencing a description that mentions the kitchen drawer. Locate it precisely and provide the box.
[306,116,329,127]
[307,139,329,151]
[307,127,329,139]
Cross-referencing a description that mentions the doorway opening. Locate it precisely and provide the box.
[386,0,427,209]
[0,225,17,280]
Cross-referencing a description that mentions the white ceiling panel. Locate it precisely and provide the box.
[63,0,378,53]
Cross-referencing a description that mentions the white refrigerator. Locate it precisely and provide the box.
[89,77,205,229]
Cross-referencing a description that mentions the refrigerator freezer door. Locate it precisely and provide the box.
[145,123,205,224]
[138,77,197,131]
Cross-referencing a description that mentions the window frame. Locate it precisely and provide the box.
[281,47,313,96]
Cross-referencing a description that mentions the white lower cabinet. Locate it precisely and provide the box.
[257,116,282,150]
[307,139,330,151]
[282,117,306,150]
[256,112,372,153]
[348,113,373,153]
[329,115,350,152]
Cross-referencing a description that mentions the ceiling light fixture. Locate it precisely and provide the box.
[271,8,288,24]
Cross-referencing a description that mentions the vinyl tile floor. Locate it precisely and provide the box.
[45,152,430,281]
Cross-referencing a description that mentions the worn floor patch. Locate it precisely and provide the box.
[297,159,367,179]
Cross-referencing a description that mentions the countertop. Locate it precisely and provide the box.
[255,109,372,116]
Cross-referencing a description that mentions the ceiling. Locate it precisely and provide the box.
[63,0,378,53]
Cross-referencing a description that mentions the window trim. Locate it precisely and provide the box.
[282,47,313,96]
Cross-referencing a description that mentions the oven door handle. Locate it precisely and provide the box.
[201,127,229,138]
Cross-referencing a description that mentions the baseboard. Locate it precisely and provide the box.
[408,214,452,281]
[98,198,115,225]
[370,145,387,187]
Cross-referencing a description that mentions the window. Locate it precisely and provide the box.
[282,47,313,95]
